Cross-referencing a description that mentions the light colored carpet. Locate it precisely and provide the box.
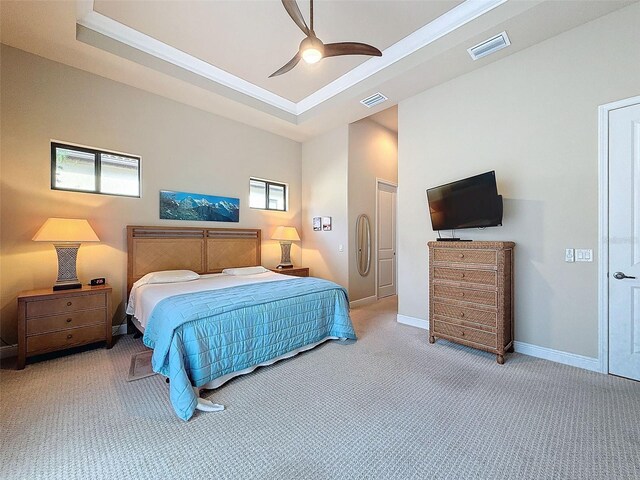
[127,349,155,382]
[1,297,638,479]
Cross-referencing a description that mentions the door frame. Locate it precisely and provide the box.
[375,178,398,299]
[597,94,640,374]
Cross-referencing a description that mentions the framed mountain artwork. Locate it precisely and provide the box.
[160,190,239,222]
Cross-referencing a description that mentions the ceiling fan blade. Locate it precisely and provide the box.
[323,42,382,58]
[269,53,302,78]
[281,0,310,36]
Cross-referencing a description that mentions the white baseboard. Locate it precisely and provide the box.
[395,314,601,373]
[396,314,429,330]
[513,341,601,373]
[0,344,17,360]
[112,324,128,336]
[350,295,378,308]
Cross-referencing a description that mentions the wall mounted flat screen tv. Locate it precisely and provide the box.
[426,171,503,231]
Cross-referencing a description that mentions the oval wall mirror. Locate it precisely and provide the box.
[356,214,371,276]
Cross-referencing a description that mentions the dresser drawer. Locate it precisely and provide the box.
[433,320,496,348]
[432,302,497,327]
[433,267,496,286]
[26,294,106,318]
[432,285,497,306]
[26,310,106,335]
[433,248,497,265]
[26,324,106,354]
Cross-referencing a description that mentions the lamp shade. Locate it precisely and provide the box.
[32,218,100,242]
[271,226,300,242]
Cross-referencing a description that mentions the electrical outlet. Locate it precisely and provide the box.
[565,248,574,263]
[575,249,593,262]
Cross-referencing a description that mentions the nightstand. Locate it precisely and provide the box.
[268,267,310,277]
[17,284,112,370]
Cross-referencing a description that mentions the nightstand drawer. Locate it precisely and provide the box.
[26,310,106,335]
[280,270,308,277]
[433,267,496,286]
[433,248,497,265]
[26,293,106,318]
[268,267,309,277]
[26,324,106,354]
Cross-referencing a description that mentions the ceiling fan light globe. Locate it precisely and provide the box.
[302,48,322,64]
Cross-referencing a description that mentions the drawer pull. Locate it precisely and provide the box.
[459,253,465,259]
[66,318,72,323]
[460,331,465,336]
[66,334,73,340]
[67,302,72,307]
[460,273,466,278]
[460,312,465,318]
[459,292,465,297]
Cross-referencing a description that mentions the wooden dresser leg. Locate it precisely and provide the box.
[497,354,505,365]
[16,354,25,370]
[429,335,436,344]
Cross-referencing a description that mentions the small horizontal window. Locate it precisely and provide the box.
[249,178,287,211]
[51,142,141,198]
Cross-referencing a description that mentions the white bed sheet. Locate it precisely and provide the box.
[126,271,292,328]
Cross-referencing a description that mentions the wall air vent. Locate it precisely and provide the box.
[360,92,388,108]
[467,31,511,60]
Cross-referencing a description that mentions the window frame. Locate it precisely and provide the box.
[51,141,141,198]
[249,177,288,212]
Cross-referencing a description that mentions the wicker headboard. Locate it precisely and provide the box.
[126,226,261,296]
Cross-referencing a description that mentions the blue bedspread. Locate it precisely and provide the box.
[143,277,356,420]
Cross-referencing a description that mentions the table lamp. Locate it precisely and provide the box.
[32,218,100,290]
[271,226,300,269]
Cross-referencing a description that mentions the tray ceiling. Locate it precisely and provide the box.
[93,0,463,103]
[1,0,635,141]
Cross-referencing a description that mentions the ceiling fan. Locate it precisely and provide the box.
[269,0,382,77]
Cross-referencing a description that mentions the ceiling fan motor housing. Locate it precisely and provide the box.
[300,36,325,63]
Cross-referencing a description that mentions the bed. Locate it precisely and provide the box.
[126,226,356,421]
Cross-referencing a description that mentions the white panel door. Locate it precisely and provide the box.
[609,102,640,381]
[377,182,397,298]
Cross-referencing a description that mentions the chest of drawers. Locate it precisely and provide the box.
[428,241,514,364]
[17,285,112,369]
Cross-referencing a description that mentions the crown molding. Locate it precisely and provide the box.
[76,0,506,119]
[296,0,507,113]
[77,6,298,114]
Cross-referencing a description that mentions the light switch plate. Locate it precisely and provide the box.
[575,249,593,262]
[565,248,575,263]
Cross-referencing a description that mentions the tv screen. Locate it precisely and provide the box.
[426,171,503,231]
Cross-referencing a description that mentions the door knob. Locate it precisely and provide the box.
[613,271,636,280]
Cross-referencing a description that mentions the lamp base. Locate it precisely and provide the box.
[278,241,293,270]
[53,282,82,291]
[53,243,82,291]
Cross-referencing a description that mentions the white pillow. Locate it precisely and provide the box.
[222,266,269,276]
[136,270,200,286]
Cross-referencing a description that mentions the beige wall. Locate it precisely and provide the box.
[0,46,302,342]
[348,118,398,301]
[301,126,349,288]
[398,3,640,358]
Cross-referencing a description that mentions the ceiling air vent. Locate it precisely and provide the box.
[360,92,388,108]
[467,31,510,60]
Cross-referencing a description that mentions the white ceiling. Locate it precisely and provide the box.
[93,0,462,103]
[1,0,635,142]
